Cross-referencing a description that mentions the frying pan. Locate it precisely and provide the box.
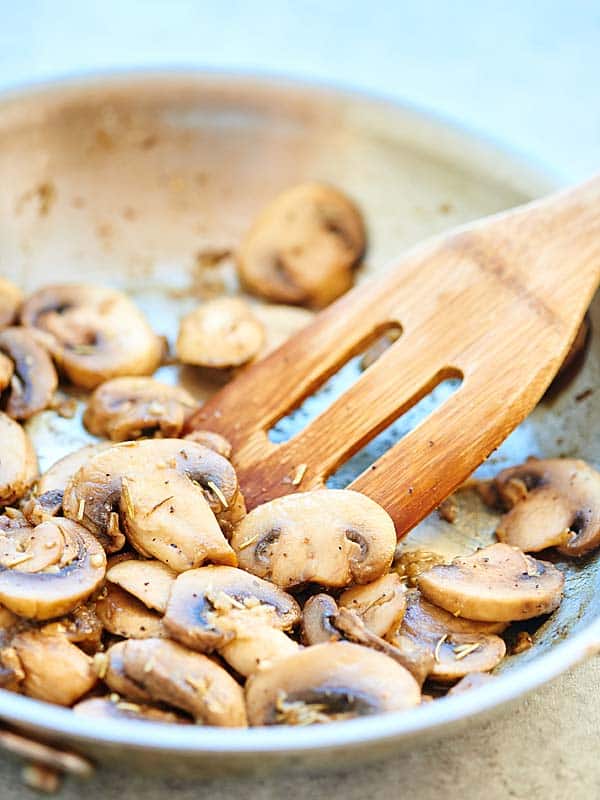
[0,71,598,776]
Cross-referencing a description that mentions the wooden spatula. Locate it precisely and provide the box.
[186,176,600,537]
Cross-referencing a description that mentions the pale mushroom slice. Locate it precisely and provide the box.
[219,621,300,678]
[0,517,106,620]
[62,439,238,568]
[302,594,343,645]
[106,559,176,613]
[0,412,38,505]
[0,279,23,329]
[20,283,163,389]
[73,696,191,724]
[0,353,14,393]
[494,458,600,556]
[237,182,366,308]
[447,671,495,696]
[105,638,248,726]
[176,297,265,369]
[183,430,232,459]
[245,641,420,726]
[232,489,396,589]
[84,377,197,441]
[339,573,407,637]
[0,327,58,420]
[417,543,565,622]
[96,583,166,639]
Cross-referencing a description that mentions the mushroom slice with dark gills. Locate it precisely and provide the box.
[106,558,176,613]
[302,594,343,645]
[0,412,38,505]
[494,457,600,556]
[96,583,166,639]
[20,283,163,390]
[417,543,564,622]
[0,517,106,620]
[245,641,420,726]
[0,327,58,420]
[0,279,23,329]
[338,573,407,637]
[231,489,396,589]
[62,439,239,568]
[84,377,197,442]
[73,696,191,724]
[104,638,248,726]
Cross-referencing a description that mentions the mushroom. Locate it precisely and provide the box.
[0,412,38,505]
[84,377,197,441]
[12,629,97,705]
[106,558,176,613]
[0,327,58,420]
[183,430,232,459]
[43,603,103,654]
[0,279,23,329]
[245,641,420,725]
[494,457,600,556]
[416,543,564,621]
[20,284,163,389]
[95,583,166,639]
[0,353,13,393]
[0,642,25,691]
[104,638,248,726]
[237,183,366,308]
[338,573,407,637]
[219,621,300,678]
[62,439,239,567]
[176,298,265,369]
[73,696,191,724]
[232,489,396,589]
[302,594,342,645]
[360,328,402,370]
[447,671,495,696]
[0,517,106,620]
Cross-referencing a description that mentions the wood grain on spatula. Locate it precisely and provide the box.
[186,175,600,538]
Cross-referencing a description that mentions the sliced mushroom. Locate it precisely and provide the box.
[62,439,238,568]
[219,622,300,677]
[21,284,163,389]
[0,327,58,420]
[106,558,176,613]
[0,412,38,505]
[84,377,197,441]
[302,594,342,645]
[0,353,13,392]
[494,458,600,556]
[232,489,396,589]
[0,642,25,691]
[176,297,265,369]
[417,543,564,621]
[183,430,232,459]
[237,183,366,308]
[447,671,495,696]
[73,696,191,724]
[339,573,407,637]
[42,603,104,654]
[0,517,106,620]
[12,629,96,705]
[0,279,23,329]
[105,638,247,726]
[102,641,153,703]
[245,641,420,725]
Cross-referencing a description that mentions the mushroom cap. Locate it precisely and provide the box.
[20,283,163,389]
[237,183,366,308]
[339,573,407,637]
[96,583,166,639]
[231,489,396,589]
[106,558,176,613]
[494,458,600,556]
[417,543,565,621]
[302,594,342,645]
[176,298,265,368]
[73,696,191,724]
[62,439,238,568]
[183,430,232,459]
[105,638,248,726]
[84,377,196,442]
[0,327,58,420]
[164,565,301,651]
[245,641,420,725]
[0,412,38,505]
[0,517,106,620]
[0,279,23,329]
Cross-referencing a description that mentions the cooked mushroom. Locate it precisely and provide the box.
[302,594,342,645]
[360,329,402,370]
[42,603,103,654]
[0,279,23,329]
[12,629,97,705]
[0,517,106,620]
[339,573,407,637]
[447,671,495,696]
[183,430,232,459]
[106,558,176,613]
[96,583,166,639]
[232,489,396,589]
[84,377,197,441]
[237,183,366,308]
[104,638,247,726]
[0,412,38,505]
[0,642,24,691]
[417,543,564,621]
[219,621,300,677]
[20,284,163,389]
[0,353,13,393]
[494,457,600,556]
[0,327,58,420]
[73,696,191,724]
[245,641,420,725]
[62,439,239,567]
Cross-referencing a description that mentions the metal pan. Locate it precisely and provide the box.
[0,72,598,776]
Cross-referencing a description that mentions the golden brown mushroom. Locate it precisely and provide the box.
[232,489,396,589]
[494,457,600,556]
[106,558,176,613]
[237,183,366,308]
[0,412,38,505]
[20,284,163,389]
[84,377,197,441]
[339,573,407,637]
[417,543,564,622]
[73,696,191,724]
[245,641,420,726]
[0,327,58,420]
[0,279,23,329]
[96,583,166,639]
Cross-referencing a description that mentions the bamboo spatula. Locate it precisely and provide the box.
[186,176,600,537]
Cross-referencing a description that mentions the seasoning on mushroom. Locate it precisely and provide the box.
[338,573,407,637]
[237,182,366,308]
[0,279,23,329]
[84,377,197,441]
[0,412,38,505]
[0,327,58,420]
[20,283,163,389]
[73,696,191,724]
[231,489,396,589]
[106,558,176,613]
[96,583,166,639]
